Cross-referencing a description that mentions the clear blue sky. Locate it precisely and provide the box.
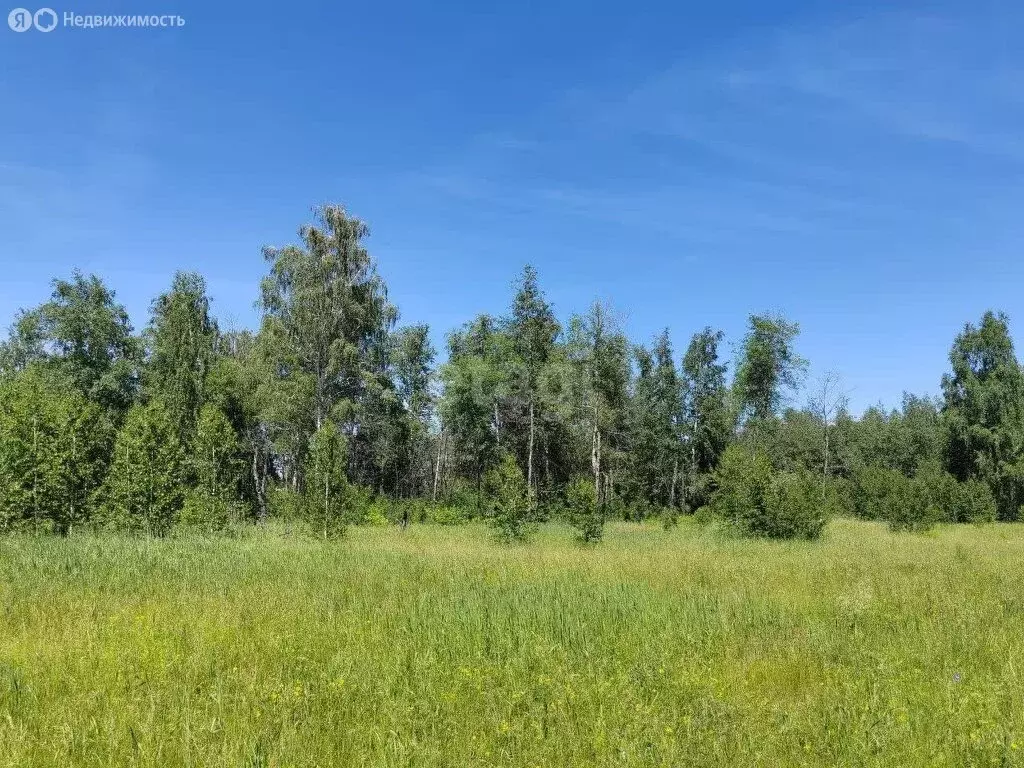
[2,0,1022,413]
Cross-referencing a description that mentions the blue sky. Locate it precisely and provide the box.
[2,0,1022,413]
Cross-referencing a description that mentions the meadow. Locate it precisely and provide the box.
[2,519,1024,767]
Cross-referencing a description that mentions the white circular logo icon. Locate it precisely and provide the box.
[8,7,32,31]
[33,7,56,31]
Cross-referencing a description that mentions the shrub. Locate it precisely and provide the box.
[447,480,487,520]
[824,476,856,519]
[565,476,603,543]
[710,445,828,540]
[483,453,532,543]
[424,504,470,525]
[363,496,390,527]
[858,462,996,532]
[883,475,941,533]
[684,472,716,512]
[100,399,186,536]
[710,444,773,531]
[180,489,230,532]
[852,466,905,520]
[763,471,828,540]
[267,486,304,522]
[950,479,997,524]
[693,505,714,526]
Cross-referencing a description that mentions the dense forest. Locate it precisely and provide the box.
[1,204,1021,541]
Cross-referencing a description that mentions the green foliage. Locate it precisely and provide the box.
[0,368,111,533]
[439,328,505,490]
[425,504,471,525]
[882,476,942,533]
[681,327,733,486]
[100,400,186,535]
[693,505,714,525]
[260,204,397,460]
[4,232,1024,545]
[565,476,603,543]
[710,445,827,539]
[304,421,352,538]
[852,466,906,520]
[179,404,245,531]
[735,313,806,424]
[854,462,997,532]
[824,476,856,519]
[483,453,532,542]
[949,479,998,524]
[942,311,1024,520]
[762,471,829,540]
[626,332,683,510]
[1,271,139,416]
[267,486,304,522]
[145,272,217,443]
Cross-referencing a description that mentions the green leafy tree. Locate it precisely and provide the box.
[506,266,560,498]
[565,475,603,543]
[392,324,437,496]
[181,404,244,530]
[735,313,806,426]
[439,316,508,510]
[0,368,110,533]
[100,400,186,535]
[681,327,733,509]
[565,302,630,509]
[626,338,680,514]
[145,272,217,444]
[710,444,827,539]
[941,311,1024,520]
[1,271,139,417]
[260,205,396,431]
[305,421,351,538]
[484,452,532,542]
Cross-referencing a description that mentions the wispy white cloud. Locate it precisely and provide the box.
[407,6,1024,247]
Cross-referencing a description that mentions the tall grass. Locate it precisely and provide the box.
[2,519,1024,766]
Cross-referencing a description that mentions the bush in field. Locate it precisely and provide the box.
[483,453,532,542]
[268,486,304,522]
[362,497,390,527]
[916,464,997,524]
[854,461,996,532]
[710,444,772,531]
[565,476,603,543]
[425,504,470,525]
[447,479,487,520]
[852,466,905,520]
[710,444,828,539]
[100,399,186,536]
[951,479,997,524]
[883,475,940,533]
[763,470,829,539]
[825,476,856,519]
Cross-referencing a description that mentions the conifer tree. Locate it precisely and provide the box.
[0,368,110,533]
[181,404,244,530]
[145,272,217,445]
[100,400,186,535]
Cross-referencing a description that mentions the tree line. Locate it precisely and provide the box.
[1,204,1021,541]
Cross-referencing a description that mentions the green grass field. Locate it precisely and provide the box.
[2,519,1024,767]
